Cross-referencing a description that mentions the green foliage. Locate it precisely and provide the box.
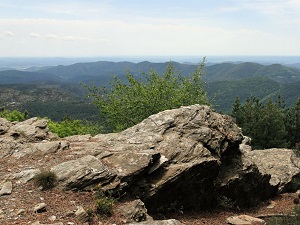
[33,170,57,190]
[231,96,300,149]
[85,59,208,132]
[206,76,280,113]
[268,206,300,225]
[0,109,28,122]
[47,117,103,138]
[285,98,300,149]
[93,186,117,216]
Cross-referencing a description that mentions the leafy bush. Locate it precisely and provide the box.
[47,118,103,138]
[33,170,57,190]
[0,109,28,122]
[95,192,115,216]
[90,184,118,216]
[94,188,117,216]
[85,59,208,132]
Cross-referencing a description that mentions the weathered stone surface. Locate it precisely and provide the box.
[31,222,63,225]
[0,118,10,134]
[51,155,115,190]
[9,117,45,141]
[0,181,13,196]
[217,151,276,208]
[227,215,266,225]
[75,206,89,222]
[11,141,69,158]
[120,199,153,223]
[128,219,183,225]
[88,105,245,211]
[11,169,41,183]
[247,148,300,193]
[0,118,61,159]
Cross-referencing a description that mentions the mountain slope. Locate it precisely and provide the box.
[0,70,63,84]
[1,61,300,85]
[206,77,281,112]
[254,64,300,83]
[204,62,300,83]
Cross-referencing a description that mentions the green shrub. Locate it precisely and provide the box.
[96,191,116,215]
[0,109,28,122]
[33,170,57,190]
[47,118,103,138]
[93,185,117,216]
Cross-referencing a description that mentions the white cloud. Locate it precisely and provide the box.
[0,14,299,56]
[46,34,59,39]
[29,32,40,38]
[4,31,14,37]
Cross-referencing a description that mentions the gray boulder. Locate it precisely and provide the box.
[247,148,300,193]
[86,105,248,211]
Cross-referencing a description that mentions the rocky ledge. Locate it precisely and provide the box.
[1,104,300,224]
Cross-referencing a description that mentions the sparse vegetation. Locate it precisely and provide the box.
[92,185,117,216]
[33,170,58,190]
[268,206,300,225]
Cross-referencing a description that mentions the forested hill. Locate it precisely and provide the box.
[1,60,300,119]
[205,62,300,83]
[1,61,300,84]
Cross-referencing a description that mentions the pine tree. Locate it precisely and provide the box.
[286,98,300,148]
[256,99,286,149]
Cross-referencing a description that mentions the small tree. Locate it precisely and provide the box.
[285,98,300,148]
[86,59,208,132]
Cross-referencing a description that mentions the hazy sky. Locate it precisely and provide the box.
[0,0,299,57]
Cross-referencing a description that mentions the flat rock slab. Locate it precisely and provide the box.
[0,181,12,196]
[51,155,115,190]
[128,219,183,225]
[227,215,266,225]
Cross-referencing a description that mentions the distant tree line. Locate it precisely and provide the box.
[231,96,300,149]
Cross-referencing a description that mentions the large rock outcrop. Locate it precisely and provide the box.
[1,104,300,218]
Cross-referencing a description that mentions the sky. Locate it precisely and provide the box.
[0,0,299,57]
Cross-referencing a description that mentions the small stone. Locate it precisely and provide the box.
[48,215,57,221]
[266,201,276,209]
[65,210,75,217]
[0,181,13,196]
[33,203,47,213]
[75,206,89,222]
[15,209,26,216]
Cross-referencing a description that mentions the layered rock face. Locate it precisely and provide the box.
[1,105,300,216]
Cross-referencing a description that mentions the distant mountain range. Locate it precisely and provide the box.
[1,60,300,84]
[0,60,300,119]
